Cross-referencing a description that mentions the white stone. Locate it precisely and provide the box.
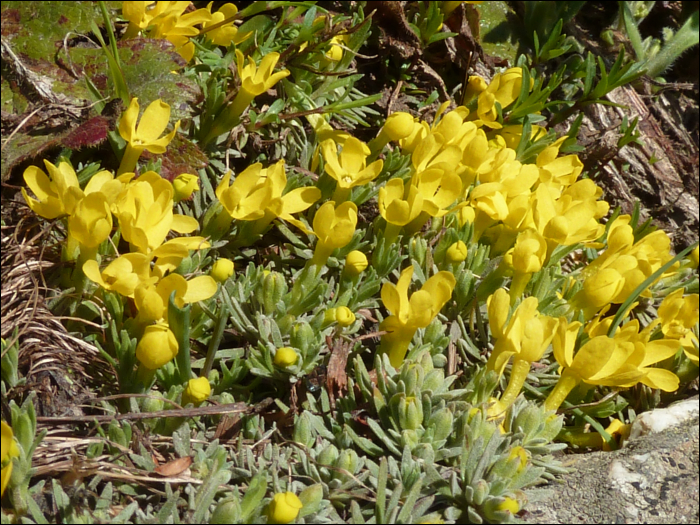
[628,399,699,440]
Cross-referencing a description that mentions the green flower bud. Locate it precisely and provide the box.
[277,314,295,335]
[211,497,241,524]
[399,365,424,396]
[410,237,428,268]
[268,492,303,524]
[211,258,235,283]
[344,250,369,277]
[260,271,288,314]
[317,444,339,466]
[400,429,419,450]
[142,393,165,413]
[446,240,468,263]
[398,395,423,431]
[291,322,315,354]
[335,306,355,327]
[428,407,454,442]
[472,479,490,506]
[298,484,323,518]
[334,449,360,480]
[293,412,314,449]
[274,347,298,368]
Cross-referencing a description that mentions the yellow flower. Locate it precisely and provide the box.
[211,258,235,283]
[21,160,84,219]
[83,253,155,297]
[509,228,547,301]
[204,51,290,145]
[336,306,356,327]
[201,2,251,47]
[181,377,211,406]
[536,136,584,192]
[486,289,558,408]
[134,273,218,324]
[344,251,368,276]
[532,180,609,259]
[321,137,383,201]
[216,161,320,236]
[172,173,199,202]
[690,245,699,269]
[495,496,520,514]
[1,421,20,497]
[657,289,699,364]
[446,241,468,263]
[414,168,462,218]
[114,172,199,253]
[380,266,456,367]
[136,321,179,370]
[544,318,680,411]
[117,98,180,174]
[311,201,358,268]
[378,178,424,243]
[268,492,303,524]
[274,347,298,367]
[474,68,532,129]
[122,2,212,60]
[67,192,113,249]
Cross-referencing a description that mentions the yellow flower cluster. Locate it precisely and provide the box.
[122,1,250,61]
[21,98,217,372]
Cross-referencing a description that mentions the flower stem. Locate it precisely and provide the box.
[118,144,143,175]
[499,358,531,408]
[543,371,580,412]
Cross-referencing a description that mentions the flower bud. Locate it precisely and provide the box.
[398,395,423,431]
[496,496,520,514]
[293,411,314,448]
[446,240,468,263]
[410,237,428,268]
[211,258,234,282]
[173,173,199,202]
[472,479,490,505]
[259,271,288,314]
[382,112,416,141]
[317,444,339,466]
[335,306,355,327]
[274,347,298,368]
[291,322,315,354]
[690,245,699,269]
[211,497,241,524]
[400,429,420,450]
[268,492,303,524]
[136,322,179,370]
[344,250,368,276]
[334,449,360,478]
[181,377,211,406]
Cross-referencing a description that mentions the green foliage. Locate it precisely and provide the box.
[3,1,698,524]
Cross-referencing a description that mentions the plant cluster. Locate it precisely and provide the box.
[2,1,698,523]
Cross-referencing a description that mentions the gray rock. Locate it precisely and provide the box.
[524,399,699,524]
